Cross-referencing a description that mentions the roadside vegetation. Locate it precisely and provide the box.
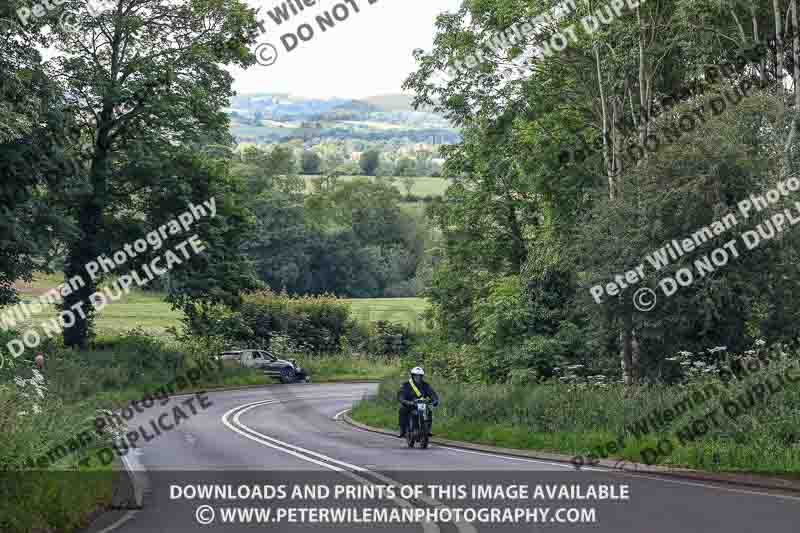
[354,342,800,475]
[1,288,409,532]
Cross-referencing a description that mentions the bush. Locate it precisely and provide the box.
[368,321,413,355]
[239,290,352,353]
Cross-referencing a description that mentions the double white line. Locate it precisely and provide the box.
[222,396,477,533]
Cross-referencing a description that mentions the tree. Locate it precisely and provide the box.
[395,157,416,177]
[403,0,796,384]
[402,177,415,197]
[0,5,77,310]
[49,0,259,347]
[301,151,322,174]
[359,149,381,176]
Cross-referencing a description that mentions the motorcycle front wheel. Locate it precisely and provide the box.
[420,420,429,449]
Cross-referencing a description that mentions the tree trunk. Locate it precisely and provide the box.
[620,311,635,385]
[63,136,110,348]
[593,42,614,200]
[786,0,800,169]
[775,0,786,130]
[62,201,101,348]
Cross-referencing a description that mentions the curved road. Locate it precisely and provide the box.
[87,383,799,533]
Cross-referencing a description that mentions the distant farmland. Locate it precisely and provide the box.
[13,273,430,337]
[302,175,450,197]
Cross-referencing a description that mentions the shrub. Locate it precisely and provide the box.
[368,321,413,355]
[239,290,352,353]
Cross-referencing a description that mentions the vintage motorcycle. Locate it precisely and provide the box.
[406,399,435,449]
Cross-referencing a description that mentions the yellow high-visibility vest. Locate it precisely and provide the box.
[409,378,425,398]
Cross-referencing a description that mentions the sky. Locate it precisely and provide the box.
[230,0,463,99]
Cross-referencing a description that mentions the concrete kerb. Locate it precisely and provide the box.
[111,454,145,510]
[341,412,800,495]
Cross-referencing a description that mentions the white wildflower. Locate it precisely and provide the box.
[755,339,766,347]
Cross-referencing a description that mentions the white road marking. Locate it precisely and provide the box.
[93,510,138,533]
[223,397,442,533]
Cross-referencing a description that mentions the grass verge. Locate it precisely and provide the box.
[1,331,400,533]
[351,374,800,475]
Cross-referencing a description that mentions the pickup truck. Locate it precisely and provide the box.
[218,349,308,384]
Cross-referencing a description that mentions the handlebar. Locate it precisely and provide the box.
[403,399,438,406]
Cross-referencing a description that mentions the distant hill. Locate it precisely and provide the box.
[227,92,459,145]
[360,94,436,113]
[359,94,415,112]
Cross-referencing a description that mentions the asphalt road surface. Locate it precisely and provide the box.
[86,383,799,533]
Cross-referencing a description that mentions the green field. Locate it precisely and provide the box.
[302,175,450,197]
[16,291,184,338]
[342,297,429,331]
[12,276,429,337]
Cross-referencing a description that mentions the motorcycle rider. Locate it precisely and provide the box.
[397,366,439,438]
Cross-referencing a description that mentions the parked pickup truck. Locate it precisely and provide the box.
[218,349,308,384]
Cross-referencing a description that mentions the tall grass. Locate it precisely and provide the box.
[299,353,401,381]
[1,329,401,532]
[352,368,800,474]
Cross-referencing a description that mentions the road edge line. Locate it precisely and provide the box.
[341,412,800,495]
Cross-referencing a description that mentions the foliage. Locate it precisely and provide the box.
[301,151,322,174]
[42,0,260,348]
[403,0,800,385]
[354,341,800,473]
[238,290,353,353]
[244,177,426,298]
[359,149,381,176]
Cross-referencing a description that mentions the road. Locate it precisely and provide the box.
[87,383,799,533]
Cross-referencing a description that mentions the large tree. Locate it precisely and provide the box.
[47,0,260,347]
[0,4,77,311]
[359,149,381,176]
[406,0,800,384]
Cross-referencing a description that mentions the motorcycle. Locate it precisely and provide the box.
[406,399,434,449]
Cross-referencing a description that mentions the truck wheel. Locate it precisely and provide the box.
[280,367,297,384]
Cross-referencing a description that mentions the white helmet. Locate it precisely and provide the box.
[410,366,425,376]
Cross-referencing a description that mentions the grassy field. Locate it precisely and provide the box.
[302,175,450,197]
[11,274,430,337]
[17,290,184,338]
[342,297,429,332]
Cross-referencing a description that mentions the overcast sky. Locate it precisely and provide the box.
[230,0,463,99]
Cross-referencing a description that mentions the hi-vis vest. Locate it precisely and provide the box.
[409,379,428,399]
